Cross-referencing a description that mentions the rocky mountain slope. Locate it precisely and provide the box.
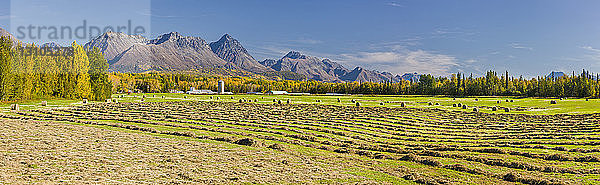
[209,34,272,73]
[340,67,397,82]
[86,32,229,73]
[84,31,148,63]
[260,51,350,82]
[260,51,407,82]
[0,27,21,46]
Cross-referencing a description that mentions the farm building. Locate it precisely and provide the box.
[288,92,310,95]
[187,87,216,95]
[268,91,289,95]
[169,89,185,94]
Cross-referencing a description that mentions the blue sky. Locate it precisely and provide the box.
[2,0,600,77]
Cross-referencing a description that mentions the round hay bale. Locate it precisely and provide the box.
[355,102,361,107]
[453,98,456,100]
[380,102,385,105]
[162,96,165,99]
[510,100,514,102]
[140,98,145,102]
[113,99,119,103]
[143,95,147,98]
[462,105,467,109]
[497,100,501,103]
[239,99,243,103]
[273,99,277,102]
[210,96,213,99]
[401,102,406,107]
[472,107,479,112]
[254,99,258,102]
[231,96,234,99]
[268,143,285,151]
[457,103,462,107]
[184,96,187,99]
[475,98,479,101]
[316,100,321,102]
[559,98,563,100]
[550,100,557,104]
[505,99,509,102]
[492,107,497,111]
[235,138,255,146]
[504,108,511,112]
[105,99,112,103]
[82,99,88,104]
[41,101,47,106]
[216,97,220,100]
[351,99,356,103]
[435,103,440,106]
[428,102,433,106]
[452,104,457,107]
[286,99,290,104]
[278,100,282,104]
[586,98,589,101]
[337,98,341,102]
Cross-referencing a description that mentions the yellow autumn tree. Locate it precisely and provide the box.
[71,41,91,99]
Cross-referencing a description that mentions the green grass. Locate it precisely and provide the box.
[104,93,600,115]
[2,93,597,115]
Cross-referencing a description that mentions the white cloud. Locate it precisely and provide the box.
[291,38,322,44]
[387,2,404,7]
[578,46,600,63]
[581,46,600,53]
[510,43,533,50]
[338,50,459,76]
[0,15,16,20]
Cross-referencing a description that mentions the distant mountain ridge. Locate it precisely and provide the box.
[1,27,419,82]
[260,51,411,82]
[86,32,228,73]
[547,71,565,78]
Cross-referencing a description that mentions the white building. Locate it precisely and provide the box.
[269,91,289,95]
[187,87,216,95]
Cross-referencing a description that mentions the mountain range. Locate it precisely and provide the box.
[1,27,418,82]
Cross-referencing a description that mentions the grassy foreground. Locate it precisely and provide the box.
[2,93,600,184]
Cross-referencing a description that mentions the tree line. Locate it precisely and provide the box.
[0,36,112,101]
[110,70,600,98]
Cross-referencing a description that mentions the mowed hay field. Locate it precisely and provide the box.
[3,94,600,184]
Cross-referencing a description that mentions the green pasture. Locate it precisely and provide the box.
[2,93,599,115]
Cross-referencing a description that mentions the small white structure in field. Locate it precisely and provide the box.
[288,92,310,95]
[106,99,112,103]
[187,87,216,95]
[269,91,288,95]
[41,101,47,106]
[10,104,19,111]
